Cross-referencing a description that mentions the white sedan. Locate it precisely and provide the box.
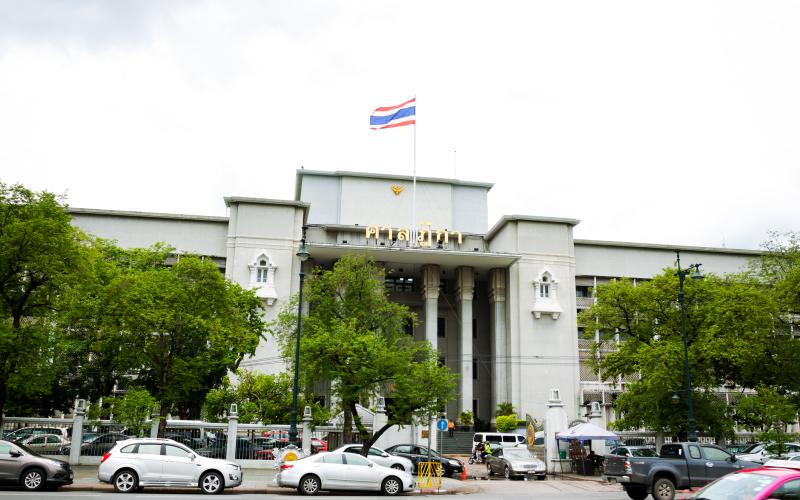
[332,444,415,473]
[274,451,416,495]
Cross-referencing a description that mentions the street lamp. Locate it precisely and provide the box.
[289,225,310,447]
[675,250,703,442]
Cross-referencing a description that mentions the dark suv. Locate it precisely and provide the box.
[383,443,464,477]
[0,439,73,491]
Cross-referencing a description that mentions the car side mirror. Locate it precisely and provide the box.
[368,463,373,467]
[9,450,21,458]
[190,453,196,461]
[382,452,389,457]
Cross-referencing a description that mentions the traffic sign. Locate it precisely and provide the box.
[436,419,448,431]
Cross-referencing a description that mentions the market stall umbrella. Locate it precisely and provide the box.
[556,422,619,441]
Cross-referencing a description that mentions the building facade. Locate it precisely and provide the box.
[70,170,759,429]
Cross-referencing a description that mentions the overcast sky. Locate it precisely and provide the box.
[1,1,798,250]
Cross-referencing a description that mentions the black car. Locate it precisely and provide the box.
[383,444,464,477]
[196,437,257,460]
[59,432,129,456]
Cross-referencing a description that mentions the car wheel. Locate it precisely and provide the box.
[21,468,45,491]
[381,476,402,496]
[391,463,404,471]
[298,474,321,495]
[486,463,493,476]
[652,478,676,500]
[536,474,546,481]
[113,469,139,493]
[504,465,512,480]
[200,471,224,495]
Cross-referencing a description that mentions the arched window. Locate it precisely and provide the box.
[248,251,278,305]
[533,270,562,320]
[540,275,550,298]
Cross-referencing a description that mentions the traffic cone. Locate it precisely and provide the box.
[460,464,467,481]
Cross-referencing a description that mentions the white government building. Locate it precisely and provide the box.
[70,169,758,435]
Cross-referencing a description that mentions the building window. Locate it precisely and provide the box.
[577,326,585,339]
[404,318,414,336]
[437,318,446,338]
[576,285,591,298]
[439,355,446,367]
[248,251,278,306]
[473,357,478,379]
[540,276,550,298]
[472,318,477,339]
[385,277,415,292]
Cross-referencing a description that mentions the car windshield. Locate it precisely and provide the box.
[418,447,442,458]
[741,443,764,454]
[691,472,776,500]
[504,449,536,460]
[14,443,41,457]
[632,448,657,457]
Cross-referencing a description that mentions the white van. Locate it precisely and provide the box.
[472,432,526,454]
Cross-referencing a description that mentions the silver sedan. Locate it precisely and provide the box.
[274,451,416,495]
[486,447,547,480]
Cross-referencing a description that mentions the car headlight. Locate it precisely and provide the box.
[448,459,459,466]
[227,463,241,470]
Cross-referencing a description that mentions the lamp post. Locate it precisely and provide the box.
[675,250,703,442]
[289,225,310,447]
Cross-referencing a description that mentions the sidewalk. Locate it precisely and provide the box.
[62,465,471,494]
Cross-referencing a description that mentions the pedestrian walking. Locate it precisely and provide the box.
[447,419,455,437]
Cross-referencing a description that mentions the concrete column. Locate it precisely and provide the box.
[301,406,312,454]
[150,409,160,438]
[544,389,569,473]
[226,404,239,462]
[489,268,508,415]
[372,398,389,449]
[422,265,440,347]
[69,400,86,465]
[456,266,475,415]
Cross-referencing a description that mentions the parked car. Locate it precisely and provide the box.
[0,439,73,491]
[59,432,129,456]
[4,426,70,442]
[98,438,242,494]
[604,442,762,500]
[196,437,259,460]
[608,445,658,458]
[471,432,526,455]
[687,460,800,500]
[486,447,546,480]
[17,434,70,455]
[737,442,800,464]
[726,442,758,455]
[274,451,415,495]
[333,444,415,473]
[383,443,464,477]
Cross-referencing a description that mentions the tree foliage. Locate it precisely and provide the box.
[269,254,457,450]
[0,183,87,425]
[495,415,517,432]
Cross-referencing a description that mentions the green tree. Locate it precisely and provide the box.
[735,387,798,455]
[495,402,516,417]
[204,369,329,425]
[0,183,86,424]
[98,245,266,436]
[270,254,457,449]
[495,415,517,432]
[580,270,780,439]
[111,388,157,437]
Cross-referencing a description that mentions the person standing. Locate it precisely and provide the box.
[447,419,455,437]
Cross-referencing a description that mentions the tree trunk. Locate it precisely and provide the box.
[157,403,168,438]
[361,422,393,456]
[343,406,353,444]
[0,377,7,428]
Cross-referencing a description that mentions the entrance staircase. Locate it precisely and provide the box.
[438,431,474,456]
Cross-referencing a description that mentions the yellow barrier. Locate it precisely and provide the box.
[418,461,443,490]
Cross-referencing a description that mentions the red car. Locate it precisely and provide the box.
[683,461,800,500]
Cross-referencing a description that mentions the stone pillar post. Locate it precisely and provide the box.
[301,406,312,453]
[544,389,569,473]
[226,404,239,462]
[456,266,475,416]
[489,268,508,416]
[69,399,86,465]
[372,398,389,449]
[150,408,160,438]
[422,265,440,347]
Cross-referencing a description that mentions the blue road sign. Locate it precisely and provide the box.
[436,419,448,431]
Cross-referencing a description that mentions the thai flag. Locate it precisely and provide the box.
[370,97,416,130]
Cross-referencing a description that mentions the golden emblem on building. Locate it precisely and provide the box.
[390,184,404,196]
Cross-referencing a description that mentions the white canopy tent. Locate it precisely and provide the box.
[556,422,619,441]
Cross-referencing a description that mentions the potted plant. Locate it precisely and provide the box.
[458,411,474,432]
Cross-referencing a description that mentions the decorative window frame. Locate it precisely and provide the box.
[248,250,278,306]
[532,269,563,320]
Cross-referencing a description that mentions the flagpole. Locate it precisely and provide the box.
[412,97,417,247]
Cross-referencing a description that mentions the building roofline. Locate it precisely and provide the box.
[574,238,762,256]
[486,215,581,240]
[68,207,229,223]
[223,196,309,209]
[294,169,493,200]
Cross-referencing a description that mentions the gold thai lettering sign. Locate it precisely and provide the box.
[365,222,463,248]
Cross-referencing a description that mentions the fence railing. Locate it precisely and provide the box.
[2,407,355,467]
